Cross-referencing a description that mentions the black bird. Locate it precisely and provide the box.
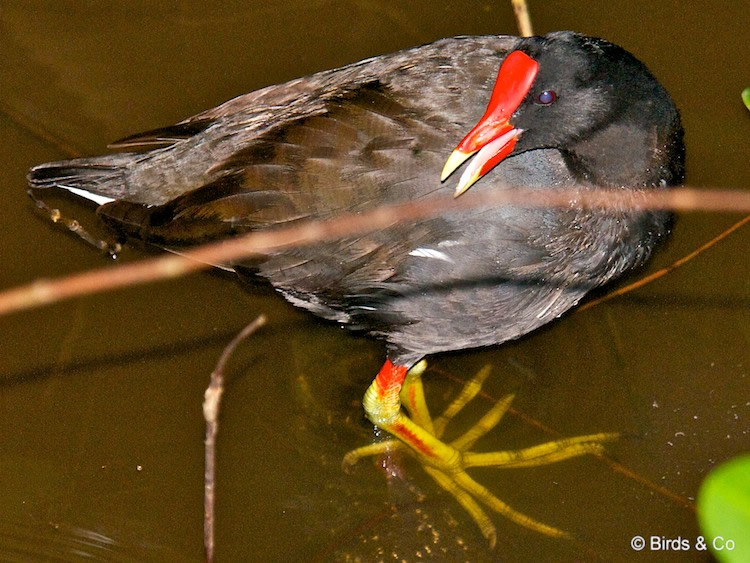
[28,31,684,544]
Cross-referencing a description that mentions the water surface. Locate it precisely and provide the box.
[1,1,748,561]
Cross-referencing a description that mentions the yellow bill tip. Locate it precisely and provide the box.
[440,149,474,182]
[453,170,481,198]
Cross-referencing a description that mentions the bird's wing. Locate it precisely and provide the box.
[96,80,454,244]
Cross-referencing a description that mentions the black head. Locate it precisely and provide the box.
[513,32,685,187]
[442,31,684,193]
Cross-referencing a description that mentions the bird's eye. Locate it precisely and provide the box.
[536,90,557,105]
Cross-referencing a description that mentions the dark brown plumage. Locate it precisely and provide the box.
[28,31,684,368]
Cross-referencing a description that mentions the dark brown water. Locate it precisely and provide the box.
[1,2,748,561]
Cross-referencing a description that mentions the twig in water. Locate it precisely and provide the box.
[203,315,267,563]
[512,0,534,37]
[4,185,750,319]
[578,214,750,312]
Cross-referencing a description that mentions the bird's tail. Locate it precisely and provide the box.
[27,154,136,205]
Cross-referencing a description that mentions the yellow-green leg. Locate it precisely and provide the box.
[344,359,617,547]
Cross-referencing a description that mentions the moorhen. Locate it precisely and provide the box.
[28,31,684,544]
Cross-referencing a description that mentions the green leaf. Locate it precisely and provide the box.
[743,88,750,111]
[697,454,750,563]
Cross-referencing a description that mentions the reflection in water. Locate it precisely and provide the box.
[0,518,187,562]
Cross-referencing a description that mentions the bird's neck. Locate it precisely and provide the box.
[565,123,660,188]
[566,100,684,189]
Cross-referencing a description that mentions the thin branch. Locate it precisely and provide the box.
[3,185,750,318]
[578,213,750,311]
[512,0,534,37]
[203,315,267,563]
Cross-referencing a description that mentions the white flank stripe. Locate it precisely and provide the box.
[408,248,454,262]
[61,185,115,206]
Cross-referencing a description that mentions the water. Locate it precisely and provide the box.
[1,1,748,561]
